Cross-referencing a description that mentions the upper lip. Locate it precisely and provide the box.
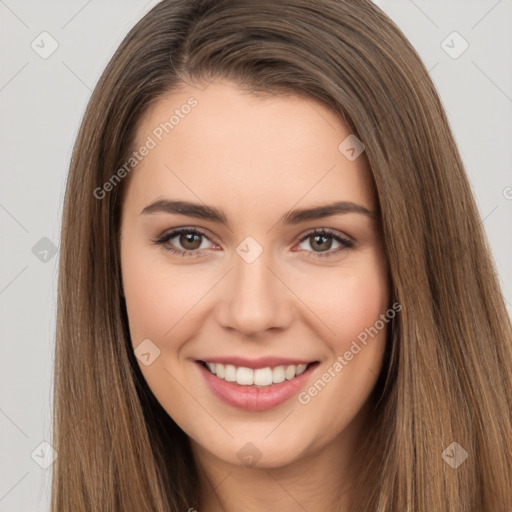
[197,356,317,369]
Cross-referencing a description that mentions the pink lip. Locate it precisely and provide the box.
[196,361,320,411]
[197,356,315,369]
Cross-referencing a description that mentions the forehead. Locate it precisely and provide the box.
[124,80,374,221]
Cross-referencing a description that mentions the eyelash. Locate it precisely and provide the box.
[152,227,354,259]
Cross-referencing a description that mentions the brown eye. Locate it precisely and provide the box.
[309,233,333,252]
[153,227,215,257]
[297,229,354,258]
[179,232,203,250]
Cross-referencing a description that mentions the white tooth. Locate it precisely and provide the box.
[254,367,273,386]
[284,365,297,380]
[236,366,254,385]
[207,362,309,385]
[295,364,307,376]
[272,365,286,383]
[216,363,225,378]
[224,364,237,382]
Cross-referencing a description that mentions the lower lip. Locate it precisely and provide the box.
[196,361,319,411]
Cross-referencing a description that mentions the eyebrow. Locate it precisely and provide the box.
[140,199,376,226]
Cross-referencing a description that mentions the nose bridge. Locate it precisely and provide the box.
[217,240,292,335]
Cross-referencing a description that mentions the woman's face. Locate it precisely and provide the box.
[120,80,390,470]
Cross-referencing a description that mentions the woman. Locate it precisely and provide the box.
[52,0,512,510]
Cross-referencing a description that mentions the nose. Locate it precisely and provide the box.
[215,250,294,337]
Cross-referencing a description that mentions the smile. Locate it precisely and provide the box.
[196,360,320,411]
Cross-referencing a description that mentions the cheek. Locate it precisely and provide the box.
[290,260,390,449]
[291,256,389,351]
[121,241,208,346]
[330,271,388,344]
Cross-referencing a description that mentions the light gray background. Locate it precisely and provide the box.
[1,1,511,510]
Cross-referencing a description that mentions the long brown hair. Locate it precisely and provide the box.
[52,0,512,510]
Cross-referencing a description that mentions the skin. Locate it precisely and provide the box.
[119,80,390,511]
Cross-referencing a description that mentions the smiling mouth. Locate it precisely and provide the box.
[197,360,319,388]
